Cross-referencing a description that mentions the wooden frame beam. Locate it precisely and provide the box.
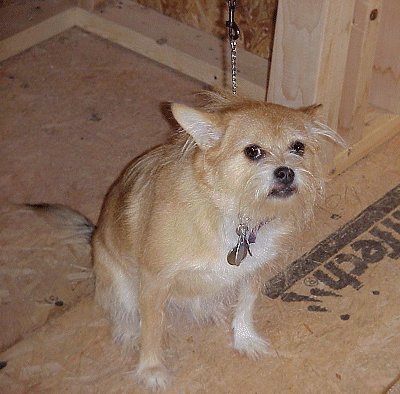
[333,111,400,175]
[74,4,268,99]
[267,0,355,130]
[0,8,77,62]
[338,0,383,145]
[369,0,400,114]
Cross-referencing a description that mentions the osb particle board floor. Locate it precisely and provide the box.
[0,27,202,220]
[1,28,400,393]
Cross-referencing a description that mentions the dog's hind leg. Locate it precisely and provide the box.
[93,242,140,350]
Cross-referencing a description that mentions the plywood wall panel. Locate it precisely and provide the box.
[135,0,278,60]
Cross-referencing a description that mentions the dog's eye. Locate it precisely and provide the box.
[290,141,305,156]
[244,145,266,161]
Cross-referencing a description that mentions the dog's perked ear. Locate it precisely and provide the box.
[171,103,223,150]
[298,104,347,149]
[308,119,348,149]
[299,103,322,117]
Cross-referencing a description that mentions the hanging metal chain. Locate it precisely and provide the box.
[229,40,238,95]
[226,0,240,95]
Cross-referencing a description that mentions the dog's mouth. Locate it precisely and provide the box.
[268,185,297,199]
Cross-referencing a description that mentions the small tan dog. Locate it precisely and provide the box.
[90,90,344,390]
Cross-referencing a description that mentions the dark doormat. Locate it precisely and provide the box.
[264,184,400,314]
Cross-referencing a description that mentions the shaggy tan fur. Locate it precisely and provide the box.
[92,91,344,390]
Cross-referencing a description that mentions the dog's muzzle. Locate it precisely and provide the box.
[269,166,297,198]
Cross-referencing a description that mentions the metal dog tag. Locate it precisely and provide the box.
[227,241,248,266]
[227,224,252,266]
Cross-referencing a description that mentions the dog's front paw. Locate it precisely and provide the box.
[136,364,170,391]
[233,332,270,360]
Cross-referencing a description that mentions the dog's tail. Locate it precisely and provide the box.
[0,203,95,350]
[24,203,95,244]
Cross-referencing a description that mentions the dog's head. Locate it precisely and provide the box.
[172,91,345,227]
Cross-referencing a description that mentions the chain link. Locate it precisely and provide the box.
[230,40,238,95]
[226,0,240,95]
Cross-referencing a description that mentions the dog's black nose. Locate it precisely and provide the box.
[274,166,295,184]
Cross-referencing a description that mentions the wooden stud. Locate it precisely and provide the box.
[0,8,77,62]
[332,111,400,175]
[74,4,269,100]
[369,0,400,114]
[0,0,74,41]
[0,4,268,100]
[338,0,383,145]
[267,0,355,130]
